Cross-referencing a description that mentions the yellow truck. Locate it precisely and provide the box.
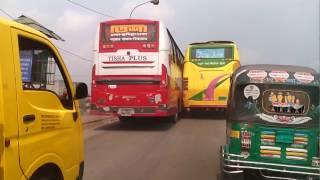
[0,17,87,179]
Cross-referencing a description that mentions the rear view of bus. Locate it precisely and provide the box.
[183,41,240,111]
[91,19,184,121]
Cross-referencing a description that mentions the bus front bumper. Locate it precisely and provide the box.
[91,104,176,117]
[221,146,320,179]
[183,100,227,109]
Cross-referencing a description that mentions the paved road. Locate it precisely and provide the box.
[83,113,226,180]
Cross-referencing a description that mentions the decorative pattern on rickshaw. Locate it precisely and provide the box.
[257,89,312,124]
[256,114,312,124]
[245,70,316,85]
[263,90,309,115]
[242,69,319,125]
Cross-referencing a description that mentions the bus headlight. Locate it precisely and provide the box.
[103,107,110,112]
[108,94,113,101]
[158,104,168,110]
[155,94,162,104]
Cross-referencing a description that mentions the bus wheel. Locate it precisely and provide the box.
[119,116,131,123]
[169,112,179,123]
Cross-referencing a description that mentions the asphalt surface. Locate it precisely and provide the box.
[83,112,226,180]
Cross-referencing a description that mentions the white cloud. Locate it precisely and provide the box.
[239,48,263,65]
[56,9,98,33]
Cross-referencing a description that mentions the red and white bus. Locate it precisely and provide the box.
[91,19,184,122]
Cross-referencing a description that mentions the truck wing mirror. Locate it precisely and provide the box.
[75,82,88,99]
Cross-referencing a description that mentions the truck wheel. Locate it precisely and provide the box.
[30,164,63,180]
[31,176,61,180]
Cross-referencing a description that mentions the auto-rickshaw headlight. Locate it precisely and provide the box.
[241,131,252,150]
[312,157,320,167]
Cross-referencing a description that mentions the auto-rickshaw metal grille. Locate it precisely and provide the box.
[259,129,309,161]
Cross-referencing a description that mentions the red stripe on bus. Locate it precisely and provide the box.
[102,61,154,64]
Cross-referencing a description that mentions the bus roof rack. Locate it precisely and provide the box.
[190,41,235,45]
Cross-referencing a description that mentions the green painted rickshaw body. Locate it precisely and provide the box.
[222,64,320,179]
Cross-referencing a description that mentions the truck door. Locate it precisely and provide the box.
[11,31,81,178]
[0,69,3,179]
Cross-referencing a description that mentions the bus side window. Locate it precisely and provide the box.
[18,36,73,109]
[171,40,176,63]
[167,30,176,64]
[167,29,183,66]
[175,47,180,65]
[176,49,183,67]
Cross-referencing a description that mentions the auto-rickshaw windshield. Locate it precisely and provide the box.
[229,83,320,127]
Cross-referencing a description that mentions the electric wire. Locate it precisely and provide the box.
[66,0,116,18]
[0,9,92,65]
[57,47,92,63]
[0,8,14,19]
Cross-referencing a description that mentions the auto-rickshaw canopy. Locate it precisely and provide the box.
[228,64,319,127]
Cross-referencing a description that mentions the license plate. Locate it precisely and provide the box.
[118,108,134,116]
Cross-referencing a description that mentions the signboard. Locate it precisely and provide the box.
[102,54,157,63]
[105,24,156,42]
[191,47,233,59]
[106,55,147,62]
[20,50,33,82]
[111,24,147,33]
[195,48,225,58]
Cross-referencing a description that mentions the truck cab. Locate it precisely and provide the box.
[0,17,87,180]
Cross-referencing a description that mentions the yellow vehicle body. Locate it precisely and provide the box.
[183,41,240,110]
[0,17,85,180]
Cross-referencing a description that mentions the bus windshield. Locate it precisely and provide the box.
[191,47,233,59]
[101,23,157,43]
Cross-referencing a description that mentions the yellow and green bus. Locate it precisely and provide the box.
[183,41,240,112]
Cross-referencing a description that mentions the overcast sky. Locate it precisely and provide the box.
[1,0,319,86]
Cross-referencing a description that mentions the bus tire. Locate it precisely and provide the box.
[30,163,63,180]
[119,116,131,123]
[169,112,179,123]
[178,98,183,119]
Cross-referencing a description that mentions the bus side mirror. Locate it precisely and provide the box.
[75,83,88,99]
[150,0,159,5]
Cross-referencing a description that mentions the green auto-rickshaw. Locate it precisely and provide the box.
[221,64,320,180]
